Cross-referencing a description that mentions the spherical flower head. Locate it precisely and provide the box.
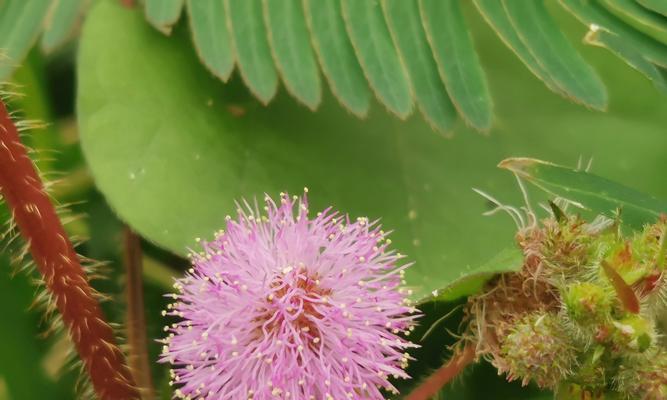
[160,193,419,400]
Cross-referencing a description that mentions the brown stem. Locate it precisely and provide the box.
[123,226,155,400]
[0,100,140,399]
[404,344,476,400]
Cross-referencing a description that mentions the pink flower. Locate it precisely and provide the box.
[160,192,418,399]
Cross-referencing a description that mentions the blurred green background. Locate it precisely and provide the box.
[2,0,667,399]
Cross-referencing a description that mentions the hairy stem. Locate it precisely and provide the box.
[0,100,139,399]
[123,226,154,399]
[405,344,475,400]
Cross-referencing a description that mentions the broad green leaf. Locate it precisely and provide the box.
[144,0,184,35]
[186,0,234,82]
[502,0,608,111]
[226,0,278,104]
[381,0,457,134]
[419,0,493,131]
[424,246,523,304]
[263,0,321,110]
[78,0,667,299]
[600,0,667,44]
[302,0,371,117]
[41,0,85,53]
[637,0,667,17]
[499,158,667,230]
[584,25,667,94]
[560,0,667,67]
[0,0,51,80]
[473,0,568,99]
[341,0,414,119]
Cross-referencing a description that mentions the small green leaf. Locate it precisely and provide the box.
[0,0,51,80]
[601,260,640,314]
[41,0,85,53]
[502,0,608,111]
[473,0,567,99]
[600,0,667,44]
[499,157,667,229]
[549,200,567,222]
[381,0,457,134]
[302,0,371,117]
[584,25,667,94]
[226,0,279,104]
[341,0,414,119]
[560,0,667,67]
[144,0,184,35]
[186,0,235,82]
[637,0,667,17]
[419,0,494,131]
[423,246,523,304]
[263,0,321,110]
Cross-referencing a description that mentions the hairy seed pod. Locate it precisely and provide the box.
[616,350,667,399]
[495,313,576,388]
[610,315,654,353]
[564,282,613,326]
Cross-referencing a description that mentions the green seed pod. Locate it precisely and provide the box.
[468,213,667,397]
[497,313,576,388]
[564,282,613,325]
[571,346,608,393]
[616,350,667,399]
[611,315,654,353]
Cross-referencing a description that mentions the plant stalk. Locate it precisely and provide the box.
[0,99,139,399]
[404,344,475,400]
[123,226,155,399]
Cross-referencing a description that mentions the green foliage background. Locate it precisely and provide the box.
[77,1,667,298]
[1,0,667,399]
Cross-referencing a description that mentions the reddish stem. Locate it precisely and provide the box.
[404,344,476,400]
[0,100,139,399]
[123,226,155,399]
